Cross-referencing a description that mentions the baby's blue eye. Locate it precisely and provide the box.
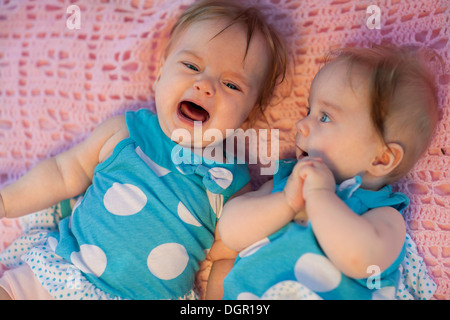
[320,113,331,122]
[225,82,239,91]
[184,63,198,71]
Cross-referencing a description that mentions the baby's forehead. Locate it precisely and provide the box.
[169,18,261,59]
[312,59,370,93]
[320,58,370,79]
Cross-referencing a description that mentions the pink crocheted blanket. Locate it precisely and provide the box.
[0,0,448,299]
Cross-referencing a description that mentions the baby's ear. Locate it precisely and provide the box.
[369,143,404,177]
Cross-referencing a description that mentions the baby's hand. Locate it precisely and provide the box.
[282,162,307,216]
[295,157,335,201]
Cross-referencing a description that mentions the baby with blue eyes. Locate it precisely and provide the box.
[216,45,440,300]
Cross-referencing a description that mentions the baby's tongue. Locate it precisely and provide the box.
[180,101,209,122]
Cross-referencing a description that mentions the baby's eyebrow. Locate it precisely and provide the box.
[307,98,342,111]
[318,99,342,112]
[177,49,203,61]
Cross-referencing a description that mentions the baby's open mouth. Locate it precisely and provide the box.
[297,147,308,160]
[178,101,210,123]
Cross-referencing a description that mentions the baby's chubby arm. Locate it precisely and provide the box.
[0,115,128,219]
[218,170,306,252]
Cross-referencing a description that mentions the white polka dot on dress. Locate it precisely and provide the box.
[238,237,270,258]
[103,183,147,216]
[135,146,171,177]
[70,244,107,277]
[372,286,396,299]
[177,202,202,227]
[147,243,189,280]
[294,253,341,292]
[237,292,259,300]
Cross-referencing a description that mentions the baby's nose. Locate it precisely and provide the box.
[296,118,309,137]
[194,78,215,97]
